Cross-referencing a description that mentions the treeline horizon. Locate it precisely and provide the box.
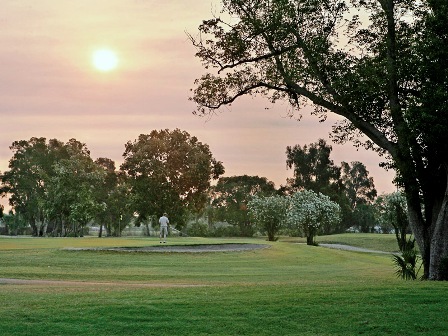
[0,131,399,239]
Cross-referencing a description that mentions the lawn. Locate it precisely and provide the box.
[0,234,446,335]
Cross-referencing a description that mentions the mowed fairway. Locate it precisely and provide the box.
[1,235,447,335]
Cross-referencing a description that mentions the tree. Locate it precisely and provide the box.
[44,139,106,236]
[375,192,410,250]
[286,139,340,194]
[285,139,350,233]
[211,175,277,236]
[94,158,131,237]
[352,203,377,233]
[1,211,28,236]
[189,0,448,279]
[248,194,289,241]
[341,161,378,232]
[376,192,421,280]
[287,190,341,245]
[0,137,57,236]
[1,137,105,237]
[121,129,224,229]
[341,161,377,210]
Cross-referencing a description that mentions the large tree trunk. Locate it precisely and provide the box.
[407,168,448,280]
[429,176,448,280]
[37,220,48,237]
[407,205,430,278]
[306,235,314,246]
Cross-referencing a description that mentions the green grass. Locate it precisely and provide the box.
[0,234,447,335]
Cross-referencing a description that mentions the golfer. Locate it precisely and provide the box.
[159,213,169,243]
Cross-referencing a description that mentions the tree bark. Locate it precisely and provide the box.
[30,217,38,237]
[429,171,448,280]
[306,235,314,246]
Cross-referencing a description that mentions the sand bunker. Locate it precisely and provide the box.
[67,243,270,253]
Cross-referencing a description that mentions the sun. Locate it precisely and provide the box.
[92,49,118,72]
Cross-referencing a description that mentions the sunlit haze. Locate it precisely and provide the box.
[92,49,118,72]
[0,1,396,211]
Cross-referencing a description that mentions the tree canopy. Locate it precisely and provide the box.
[120,129,225,228]
[1,131,225,236]
[248,194,288,241]
[286,139,340,195]
[211,175,277,236]
[287,190,341,245]
[190,0,448,279]
[0,138,107,236]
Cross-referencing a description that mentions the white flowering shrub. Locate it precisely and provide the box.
[248,195,289,241]
[287,190,341,245]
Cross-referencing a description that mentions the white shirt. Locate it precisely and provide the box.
[159,215,169,228]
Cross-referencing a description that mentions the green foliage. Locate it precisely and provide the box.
[248,194,288,241]
[44,140,106,236]
[285,142,376,234]
[189,0,448,279]
[392,251,421,281]
[0,212,29,235]
[187,221,209,237]
[392,234,421,280]
[1,138,108,237]
[375,192,409,249]
[341,161,377,209]
[1,137,54,236]
[211,175,277,236]
[94,158,131,237]
[287,190,341,245]
[286,139,341,195]
[121,129,224,229]
[352,203,377,233]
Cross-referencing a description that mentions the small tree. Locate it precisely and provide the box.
[248,195,288,241]
[353,203,378,233]
[287,190,340,245]
[376,192,410,250]
[1,211,28,235]
[376,191,421,280]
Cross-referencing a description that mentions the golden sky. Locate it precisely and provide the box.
[0,0,395,210]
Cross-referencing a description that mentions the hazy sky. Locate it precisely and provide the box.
[0,1,396,210]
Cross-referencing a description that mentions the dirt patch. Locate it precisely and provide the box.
[66,243,270,253]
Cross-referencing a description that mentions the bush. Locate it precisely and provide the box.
[187,222,209,237]
[208,225,242,237]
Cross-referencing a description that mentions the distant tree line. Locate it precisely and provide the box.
[0,129,224,237]
[189,138,405,242]
[0,134,404,243]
